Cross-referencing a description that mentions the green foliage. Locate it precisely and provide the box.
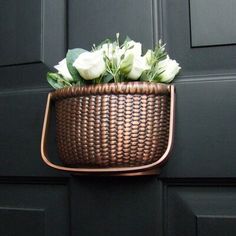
[47,73,72,89]
[154,40,167,61]
[102,73,114,83]
[142,41,168,82]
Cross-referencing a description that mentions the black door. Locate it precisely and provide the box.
[1,0,236,236]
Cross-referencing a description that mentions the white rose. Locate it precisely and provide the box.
[127,56,151,80]
[54,58,73,81]
[125,40,142,57]
[157,56,181,83]
[73,50,106,80]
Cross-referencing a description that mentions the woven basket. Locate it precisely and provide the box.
[41,82,175,175]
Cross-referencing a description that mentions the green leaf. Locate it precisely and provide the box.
[118,74,127,82]
[140,72,149,82]
[102,73,114,83]
[66,48,86,84]
[47,72,65,89]
[46,72,73,89]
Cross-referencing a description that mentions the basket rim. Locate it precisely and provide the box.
[50,82,172,100]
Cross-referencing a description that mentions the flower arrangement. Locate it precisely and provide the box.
[47,33,180,89]
[41,34,178,175]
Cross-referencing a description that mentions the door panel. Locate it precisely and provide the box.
[0,0,236,236]
[189,0,236,47]
[166,184,236,236]
[0,0,67,90]
[161,80,236,178]
[162,0,236,76]
[0,180,69,236]
[0,90,67,177]
[69,0,155,50]
[0,0,41,66]
[70,177,162,236]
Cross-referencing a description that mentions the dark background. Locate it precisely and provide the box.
[0,0,236,235]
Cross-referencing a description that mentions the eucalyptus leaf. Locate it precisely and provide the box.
[47,78,62,89]
[66,48,86,84]
[102,73,114,83]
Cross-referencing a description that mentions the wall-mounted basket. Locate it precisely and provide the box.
[41,82,175,176]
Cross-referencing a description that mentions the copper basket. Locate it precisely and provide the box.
[41,82,175,176]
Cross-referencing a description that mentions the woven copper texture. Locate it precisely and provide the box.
[52,82,171,168]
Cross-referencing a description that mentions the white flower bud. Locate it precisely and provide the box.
[127,56,151,80]
[144,50,153,66]
[54,59,73,81]
[120,53,134,74]
[157,56,181,83]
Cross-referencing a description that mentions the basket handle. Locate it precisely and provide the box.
[41,85,175,174]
